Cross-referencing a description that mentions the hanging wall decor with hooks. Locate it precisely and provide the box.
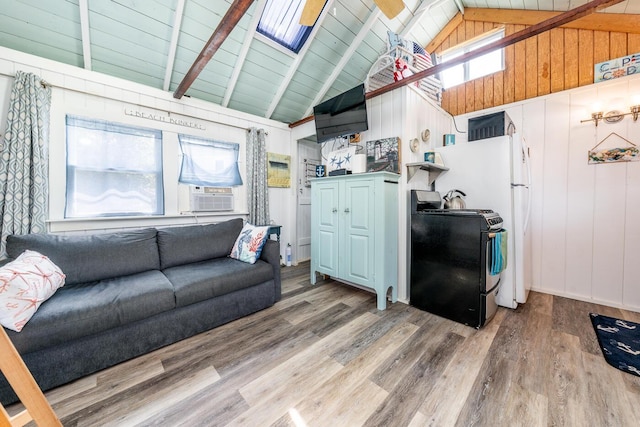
[588,132,639,164]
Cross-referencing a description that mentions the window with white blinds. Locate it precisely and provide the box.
[65,116,164,218]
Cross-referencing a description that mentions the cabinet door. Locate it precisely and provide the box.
[340,179,375,286]
[313,181,339,276]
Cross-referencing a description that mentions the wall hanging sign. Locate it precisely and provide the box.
[366,137,401,173]
[327,146,356,173]
[267,153,291,187]
[588,132,639,164]
[124,108,205,130]
[594,52,640,83]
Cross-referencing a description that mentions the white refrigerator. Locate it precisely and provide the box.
[434,133,532,309]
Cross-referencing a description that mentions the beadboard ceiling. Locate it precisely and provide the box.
[0,0,638,125]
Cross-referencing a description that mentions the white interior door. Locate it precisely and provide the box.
[297,139,321,263]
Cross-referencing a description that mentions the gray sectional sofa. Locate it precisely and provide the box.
[0,218,281,405]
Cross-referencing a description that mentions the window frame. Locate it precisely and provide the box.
[64,115,165,219]
[178,134,243,187]
[256,0,320,54]
[439,28,506,89]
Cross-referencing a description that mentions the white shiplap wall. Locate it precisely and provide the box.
[299,86,454,303]
[357,86,454,303]
[454,73,640,312]
[3,41,639,312]
[0,46,295,262]
[354,75,640,311]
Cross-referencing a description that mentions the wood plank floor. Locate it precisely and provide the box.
[8,262,640,426]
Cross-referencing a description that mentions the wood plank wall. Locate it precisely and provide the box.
[433,20,640,116]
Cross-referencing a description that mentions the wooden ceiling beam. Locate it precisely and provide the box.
[464,7,640,35]
[173,0,254,99]
[365,0,625,100]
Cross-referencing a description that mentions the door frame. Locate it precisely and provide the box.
[296,137,321,264]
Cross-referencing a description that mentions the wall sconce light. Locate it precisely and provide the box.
[593,111,604,127]
[582,111,604,127]
[582,106,640,126]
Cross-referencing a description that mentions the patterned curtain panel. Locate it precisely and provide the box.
[0,71,51,257]
[246,128,269,225]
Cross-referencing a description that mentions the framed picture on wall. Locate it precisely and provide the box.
[267,153,291,187]
[366,137,401,173]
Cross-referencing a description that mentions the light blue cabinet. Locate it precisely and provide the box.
[310,172,399,310]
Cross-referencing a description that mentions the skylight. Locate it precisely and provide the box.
[257,0,320,54]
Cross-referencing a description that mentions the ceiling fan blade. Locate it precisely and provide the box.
[300,0,325,26]
[374,0,405,20]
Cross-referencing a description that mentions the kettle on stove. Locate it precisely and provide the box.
[443,189,466,209]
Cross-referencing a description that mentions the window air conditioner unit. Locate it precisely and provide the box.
[189,186,234,212]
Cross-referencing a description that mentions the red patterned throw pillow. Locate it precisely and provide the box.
[229,223,270,264]
[0,250,66,332]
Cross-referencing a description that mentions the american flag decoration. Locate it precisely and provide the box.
[412,41,433,68]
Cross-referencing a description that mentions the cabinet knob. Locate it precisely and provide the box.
[344,208,350,213]
[332,208,337,213]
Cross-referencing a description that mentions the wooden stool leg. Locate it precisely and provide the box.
[0,327,61,426]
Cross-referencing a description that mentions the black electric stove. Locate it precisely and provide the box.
[410,191,503,328]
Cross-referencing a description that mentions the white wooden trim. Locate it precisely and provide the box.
[163,0,186,91]
[303,8,382,118]
[265,0,336,118]
[253,32,298,58]
[223,0,267,107]
[0,46,290,130]
[78,0,92,70]
[401,0,451,38]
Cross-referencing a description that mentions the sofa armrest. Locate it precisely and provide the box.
[260,240,281,301]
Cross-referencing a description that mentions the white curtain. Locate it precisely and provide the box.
[246,128,269,225]
[0,71,51,257]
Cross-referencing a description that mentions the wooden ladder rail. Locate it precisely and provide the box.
[0,327,61,427]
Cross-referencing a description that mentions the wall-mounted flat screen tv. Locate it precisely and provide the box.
[313,83,368,144]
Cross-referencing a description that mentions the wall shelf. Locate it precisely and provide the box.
[406,161,449,186]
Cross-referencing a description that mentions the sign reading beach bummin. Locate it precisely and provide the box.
[595,52,640,83]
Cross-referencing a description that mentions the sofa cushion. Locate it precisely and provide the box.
[0,250,66,332]
[156,218,243,269]
[163,257,274,307]
[6,229,160,285]
[6,270,175,354]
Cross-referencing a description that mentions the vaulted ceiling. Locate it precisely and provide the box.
[1,0,638,125]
